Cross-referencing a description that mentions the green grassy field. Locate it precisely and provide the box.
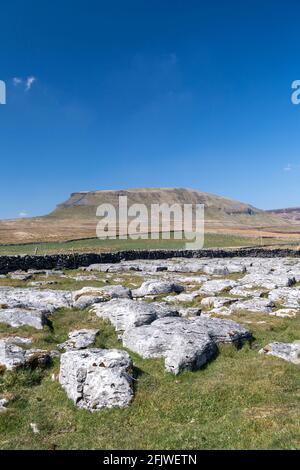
[0,270,300,450]
[0,233,290,256]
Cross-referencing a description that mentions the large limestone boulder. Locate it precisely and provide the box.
[132,280,184,297]
[0,308,47,330]
[59,349,134,410]
[122,317,251,374]
[58,329,99,351]
[90,298,178,331]
[259,342,300,364]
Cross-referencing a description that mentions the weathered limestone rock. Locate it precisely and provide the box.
[229,286,265,298]
[58,329,99,351]
[0,308,47,330]
[163,290,202,303]
[177,275,209,284]
[122,317,251,374]
[72,285,132,309]
[0,287,72,313]
[203,265,229,276]
[150,302,179,318]
[209,306,231,316]
[86,261,168,273]
[59,349,134,410]
[0,337,51,370]
[167,261,208,273]
[200,279,238,295]
[178,307,202,318]
[268,287,300,309]
[201,297,238,309]
[259,342,300,364]
[192,317,252,344]
[123,317,216,374]
[241,273,296,289]
[202,261,246,276]
[230,298,274,314]
[90,298,178,331]
[132,280,184,297]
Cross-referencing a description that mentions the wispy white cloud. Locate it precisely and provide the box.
[12,76,37,91]
[25,76,36,91]
[13,77,22,86]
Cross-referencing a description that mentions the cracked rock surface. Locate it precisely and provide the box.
[122,317,251,374]
[59,349,134,410]
[0,308,48,330]
[90,298,178,331]
[0,287,72,313]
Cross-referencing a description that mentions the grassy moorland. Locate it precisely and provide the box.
[0,270,299,450]
[0,233,292,256]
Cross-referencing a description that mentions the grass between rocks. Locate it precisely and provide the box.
[0,271,300,450]
[0,233,287,256]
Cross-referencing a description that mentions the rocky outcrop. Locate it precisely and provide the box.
[59,349,134,410]
[90,298,178,331]
[0,308,48,330]
[122,317,251,374]
[0,287,72,313]
[72,285,132,309]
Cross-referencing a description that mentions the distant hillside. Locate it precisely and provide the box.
[267,207,300,222]
[50,187,265,220]
[0,188,291,244]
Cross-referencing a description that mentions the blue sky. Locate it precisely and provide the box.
[0,0,300,219]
